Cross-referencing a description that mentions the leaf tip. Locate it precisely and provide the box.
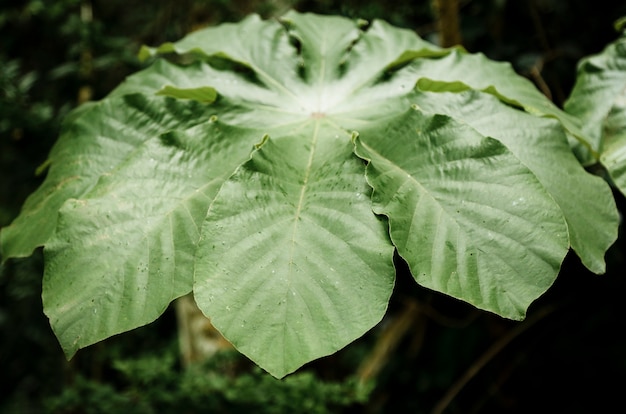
[254,134,270,149]
[614,16,626,33]
[35,158,52,176]
[356,18,369,29]
[349,130,360,144]
[138,42,177,62]
[155,85,218,104]
[137,45,154,62]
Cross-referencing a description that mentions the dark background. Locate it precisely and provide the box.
[2,1,626,413]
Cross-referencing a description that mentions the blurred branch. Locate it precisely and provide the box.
[430,304,557,414]
[175,294,233,368]
[431,0,462,47]
[528,0,551,52]
[357,299,423,386]
[528,60,552,101]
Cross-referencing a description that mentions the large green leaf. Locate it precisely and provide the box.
[0,11,618,378]
[0,94,216,259]
[565,33,626,196]
[408,51,586,140]
[354,107,569,319]
[410,90,619,274]
[194,131,394,378]
[44,115,263,357]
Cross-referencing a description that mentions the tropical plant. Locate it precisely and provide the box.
[564,22,626,191]
[0,10,621,379]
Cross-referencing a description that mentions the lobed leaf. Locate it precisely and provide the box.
[44,118,263,357]
[0,95,216,260]
[194,128,395,378]
[565,34,626,196]
[408,50,587,146]
[155,85,218,103]
[411,90,619,274]
[354,107,569,319]
[1,11,619,378]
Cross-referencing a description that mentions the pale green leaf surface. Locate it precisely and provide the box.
[44,120,263,357]
[280,11,362,86]
[565,36,626,155]
[408,50,587,147]
[354,108,569,319]
[565,35,626,196]
[1,94,214,260]
[2,11,614,378]
[140,14,310,108]
[314,18,449,116]
[341,17,445,80]
[411,90,619,273]
[195,127,395,378]
[600,94,626,194]
[155,85,217,103]
[112,59,303,118]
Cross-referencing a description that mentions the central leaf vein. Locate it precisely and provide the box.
[288,120,320,280]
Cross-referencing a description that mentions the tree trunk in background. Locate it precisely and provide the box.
[174,294,233,367]
[432,0,462,47]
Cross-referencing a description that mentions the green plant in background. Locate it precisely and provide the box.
[45,349,368,413]
[0,57,55,225]
[0,58,54,139]
[0,10,622,379]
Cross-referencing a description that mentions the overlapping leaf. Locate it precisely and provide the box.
[43,119,263,357]
[195,132,394,378]
[0,11,619,378]
[0,95,214,259]
[409,90,618,274]
[354,107,569,319]
[565,33,626,196]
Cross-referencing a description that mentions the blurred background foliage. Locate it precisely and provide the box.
[2,1,626,413]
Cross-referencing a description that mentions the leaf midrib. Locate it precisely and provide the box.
[288,120,321,279]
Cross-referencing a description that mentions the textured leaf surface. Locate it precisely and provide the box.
[1,11,619,378]
[44,116,263,357]
[408,50,586,140]
[565,34,626,196]
[1,95,215,259]
[354,107,569,319]
[195,133,394,377]
[412,90,619,274]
